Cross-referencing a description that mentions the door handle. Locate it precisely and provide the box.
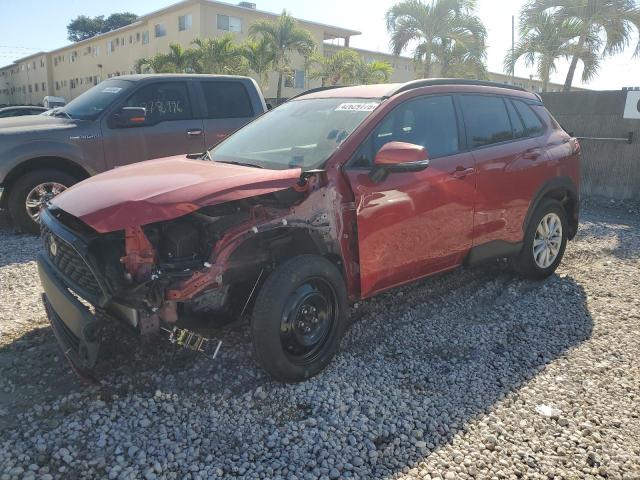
[186,129,203,137]
[523,148,542,160]
[451,166,475,179]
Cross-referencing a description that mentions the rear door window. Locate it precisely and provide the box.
[512,99,545,136]
[352,95,460,168]
[459,95,513,148]
[201,81,253,119]
[124,82,193,124]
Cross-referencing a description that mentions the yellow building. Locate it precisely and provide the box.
[0,0,582,106]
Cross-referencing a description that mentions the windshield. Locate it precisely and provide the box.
[211,97,381,171]
[56,79,133,120]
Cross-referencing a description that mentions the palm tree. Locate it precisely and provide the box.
[243,38,276,92]
[250,11,316,102]
[505,11,599,92]
[312,49,394,86]
[134,54,175,74]
[351,60,394,84]
[386,0,487,78]
[164,44,198,73]
[191,35,246,75]
[522,0,640,91]
[311,49,360,86]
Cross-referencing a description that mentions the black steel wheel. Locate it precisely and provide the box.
[251,255,349,382]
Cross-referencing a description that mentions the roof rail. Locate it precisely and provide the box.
[287,85,345,101]
[386,78,527,97]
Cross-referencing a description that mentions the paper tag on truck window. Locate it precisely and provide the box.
[102,87,122,94]
[335,102,378,112]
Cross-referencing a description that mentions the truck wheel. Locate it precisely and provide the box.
[512,199,568,280]
[251,255,349,383]
[8,169,78,234]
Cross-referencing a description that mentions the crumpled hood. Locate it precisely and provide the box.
[51,156,302,233]
[0,114,76,135]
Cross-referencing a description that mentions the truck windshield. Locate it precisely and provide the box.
[56,79,134,120]
[211,97,381,171]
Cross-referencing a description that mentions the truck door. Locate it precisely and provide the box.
[198,80,258,149]
[102,80,205,167]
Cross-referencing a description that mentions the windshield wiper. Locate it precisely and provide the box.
[215,160,263,169]
[52,108,72,120]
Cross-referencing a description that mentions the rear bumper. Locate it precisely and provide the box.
[38,253,101,372]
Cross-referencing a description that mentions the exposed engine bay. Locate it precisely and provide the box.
[40,171,345,372]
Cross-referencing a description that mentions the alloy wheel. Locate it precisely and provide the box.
[25,182,67,223]
[532,212,563,269]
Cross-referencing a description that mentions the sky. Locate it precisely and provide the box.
[0,0,638,90]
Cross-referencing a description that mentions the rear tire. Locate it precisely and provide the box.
[512,199,568,280]
[251,255,349,383]
[8,169,77,234]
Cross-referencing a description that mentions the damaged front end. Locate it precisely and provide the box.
[38,171,345,377]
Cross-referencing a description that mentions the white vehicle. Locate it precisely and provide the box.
[42,96,66,109]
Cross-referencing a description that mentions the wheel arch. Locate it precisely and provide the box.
[1,157,90,208]
[225,226,346,283]
[524,177,579,240]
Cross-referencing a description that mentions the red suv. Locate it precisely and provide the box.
[37,80,581,382]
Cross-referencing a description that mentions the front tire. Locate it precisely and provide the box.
[251,255,349,383]
[8,169,77,234]
[512,199,568,280]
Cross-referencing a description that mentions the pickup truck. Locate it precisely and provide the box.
[0,74,267,232]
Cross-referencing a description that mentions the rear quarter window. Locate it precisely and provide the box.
[201,81,253,119]
[513,99,545,136]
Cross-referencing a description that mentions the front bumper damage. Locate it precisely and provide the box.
[38,208,221,378]
[38,254,101,374]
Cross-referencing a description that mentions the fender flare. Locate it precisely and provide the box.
[523,176,579,239]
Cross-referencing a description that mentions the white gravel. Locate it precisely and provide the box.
[0,199,639,480]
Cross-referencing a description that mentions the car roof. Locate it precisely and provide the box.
[294,78,540,102]
[114,74,254,82]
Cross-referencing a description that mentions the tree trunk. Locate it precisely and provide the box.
[424,57,432,78]
[276,71,283,103]
[564,33,586,92]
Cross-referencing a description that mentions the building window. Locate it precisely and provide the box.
[142,31,149,44]
[28,85,33,93]
[107,41,114,54]
[284,70,305,89]
[294,69,305,89]
[179,13,192,31]
[136,32,141,42]
[35,83,39,92]
[217,14,242,32]
[42,82,46,91]
[71,51,77,63]
[129,35,133,44]
[155,23,166,37]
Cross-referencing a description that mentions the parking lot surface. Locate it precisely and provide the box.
[0,201,639,479]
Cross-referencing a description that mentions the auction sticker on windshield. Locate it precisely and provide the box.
[335,102,379,112]
[102,87,123,94]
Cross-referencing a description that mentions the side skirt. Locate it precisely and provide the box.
[464,240,523,267]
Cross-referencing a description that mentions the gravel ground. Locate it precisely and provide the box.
[0,200,639,480]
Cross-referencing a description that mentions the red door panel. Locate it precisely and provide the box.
[345,151,476,298]
[471,138,549,246]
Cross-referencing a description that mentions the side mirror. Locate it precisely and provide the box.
[370,141,430,182]
[112,107,146,128]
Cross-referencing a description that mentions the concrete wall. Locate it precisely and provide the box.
[541,90,640,200]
